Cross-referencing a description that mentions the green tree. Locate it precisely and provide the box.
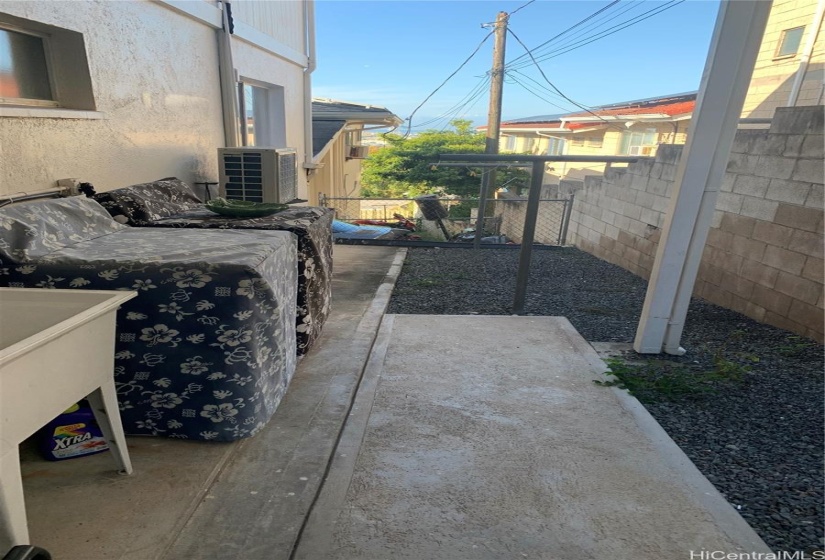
[361,119,527,198]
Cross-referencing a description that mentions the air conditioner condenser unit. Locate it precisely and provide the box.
[218,147,298,203]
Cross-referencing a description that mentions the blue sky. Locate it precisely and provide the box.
[313,0,721,130]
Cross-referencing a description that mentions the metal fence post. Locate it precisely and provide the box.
[512,160,544,315]
[559,193,574,246]
[474,174,491,249]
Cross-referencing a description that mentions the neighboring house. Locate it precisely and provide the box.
[485,0,823,186]
[307,99,402,204]
[741,0,824,119]
[0,0,316,200]
[481,92,696,184]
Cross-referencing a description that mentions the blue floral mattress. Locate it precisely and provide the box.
[0,197,298,441]
[144,206,332,355]
[92,179,333,355]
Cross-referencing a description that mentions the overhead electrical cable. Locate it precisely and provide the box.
[508,1,646,70]
[505,73,579,114]
[508,0,536,18]
[507,27,626,132]
[439,81,490,131]
[403,30,494,137]
[510,0,686,69]
[506,1,642,70]
[411,75,491,130]
[505,0,622,67]
[508,69,582,108]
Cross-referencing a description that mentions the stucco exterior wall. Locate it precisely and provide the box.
[742,0,824,118]
[567,106,824,342]
[0,0,310,197]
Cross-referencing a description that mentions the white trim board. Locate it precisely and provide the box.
[0,107,104,119]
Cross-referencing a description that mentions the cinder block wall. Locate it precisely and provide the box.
[568,106,824,342]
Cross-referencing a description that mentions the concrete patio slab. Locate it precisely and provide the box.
[16,248,771,560]
[294,314,770,560]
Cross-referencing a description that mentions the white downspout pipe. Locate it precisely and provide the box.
[634,0,772,355]
[303,0,320,171]
[787,0,825,106]
[218,1,240,147]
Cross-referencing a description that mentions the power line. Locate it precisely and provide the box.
[506,0,621,68]
[512,1,685,69]
[508,0,536,18]
[508,69,582,109]
[506,27,626,132]
[507,1,641,70]
[411,75,491,129]
[507,1,644,70]
[439,80,490,131]
[403,30,494,137]
[505,73,579,114]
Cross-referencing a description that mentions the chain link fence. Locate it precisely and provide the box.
[319,194,572,245]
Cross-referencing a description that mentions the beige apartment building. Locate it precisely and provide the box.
[483,92,696,184]
[486,0,823,186]
[742,0,825,118]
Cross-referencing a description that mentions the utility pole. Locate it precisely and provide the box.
[474,10,508,248]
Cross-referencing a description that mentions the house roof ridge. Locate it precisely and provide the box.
[489,91,699,128]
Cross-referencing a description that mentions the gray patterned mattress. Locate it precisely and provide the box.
[92,179,333,355]
[0,197,298,441]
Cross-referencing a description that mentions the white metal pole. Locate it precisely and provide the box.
[303,0,317,170]
[634,0,773,355]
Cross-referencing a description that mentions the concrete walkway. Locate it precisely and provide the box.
[19,245,403,560]
[294,314,769,560]
[17,246,769,559]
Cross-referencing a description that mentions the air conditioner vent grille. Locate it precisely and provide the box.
[218,147,298,204]
[223,152,264,202]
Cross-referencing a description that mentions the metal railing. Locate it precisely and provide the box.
[438,154,642,313]
[323,153,641,315]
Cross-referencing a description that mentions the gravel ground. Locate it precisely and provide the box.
[388,246,824,553]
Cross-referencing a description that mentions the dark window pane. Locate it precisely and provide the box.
[0,28,53,100]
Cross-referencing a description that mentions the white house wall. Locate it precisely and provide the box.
[0,0,310,197]
[230,0,306,55]
[232,38,307,174]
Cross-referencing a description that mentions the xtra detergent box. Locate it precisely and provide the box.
[39,402,109,461]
